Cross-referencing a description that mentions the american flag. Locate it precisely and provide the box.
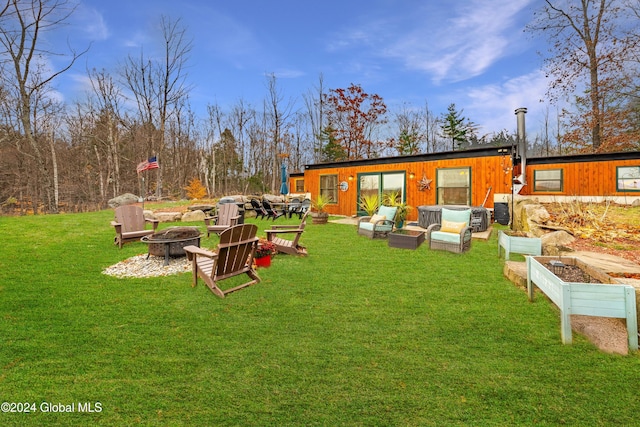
[136,156,159,173]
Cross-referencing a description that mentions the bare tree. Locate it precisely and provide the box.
[264,73,294,193]
[303,73,327,163]
[0,0,88,212]
[423,101,442,153]
[390,102,425,155]
[228,98,255,192]
[528,0,639,151]
[87,69,125,200]
[121,15,192,198]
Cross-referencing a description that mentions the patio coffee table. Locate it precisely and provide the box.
[388,229,425,250]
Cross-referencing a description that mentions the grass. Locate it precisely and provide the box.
[1,210,639,426]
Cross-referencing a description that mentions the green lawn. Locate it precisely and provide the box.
[0,210,638,426]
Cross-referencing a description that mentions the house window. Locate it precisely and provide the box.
[533,169,563,192]
[319,174,338,204]
[294,178,305,193]
[617,166,640,192]
[436,167,470,205]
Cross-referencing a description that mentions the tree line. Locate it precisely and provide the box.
[0,0,638,214]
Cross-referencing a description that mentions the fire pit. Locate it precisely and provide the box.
[141,227,202,265]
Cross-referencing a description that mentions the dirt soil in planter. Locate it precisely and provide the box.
[542,263,603,283]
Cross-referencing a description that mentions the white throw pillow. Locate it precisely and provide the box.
[370,214,386,223]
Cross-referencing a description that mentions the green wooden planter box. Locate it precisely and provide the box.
[526,256,638,351]
[498,230,542,260]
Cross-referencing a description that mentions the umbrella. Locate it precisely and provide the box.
[280,162,289,195]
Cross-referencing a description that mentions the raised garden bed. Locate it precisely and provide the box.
[498,230,541,260]
[526,256,638,351]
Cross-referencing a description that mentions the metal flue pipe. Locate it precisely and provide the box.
[515,107,527,182]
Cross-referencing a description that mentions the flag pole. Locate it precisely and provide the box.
[141,176,145,211]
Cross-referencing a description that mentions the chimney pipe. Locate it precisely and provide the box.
[514,107,527,183]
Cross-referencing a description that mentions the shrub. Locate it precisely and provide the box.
[185,178,207,199]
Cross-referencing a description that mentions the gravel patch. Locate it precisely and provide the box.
[103,254,191,278]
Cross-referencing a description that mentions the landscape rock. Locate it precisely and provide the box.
[182,210,205,222]
[108,193,140,208]
[155,212,182,223]
[262,194,286,203]
[541,230,576,255]
[514,200,551,236]
[188,204,214,212]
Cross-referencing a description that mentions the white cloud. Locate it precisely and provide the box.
[269,69,305,79]
[462,70,550,136]
[383,0,535,83]
[75,5,110,41]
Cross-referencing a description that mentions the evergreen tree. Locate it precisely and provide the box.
[318,125,347,162]
[441,103,472,151]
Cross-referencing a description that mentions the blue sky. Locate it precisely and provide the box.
[56,0,551,138]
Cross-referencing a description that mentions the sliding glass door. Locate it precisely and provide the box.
[357,172,405,215]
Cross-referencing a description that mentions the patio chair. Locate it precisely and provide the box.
[250,199,268,219]
[111,205,159,248]
[204,203,240,237]
[183,224,261,298]
[262,199,284,221]
[265,211,309,256]
[295,198,311,219]
[426,208,472,253]
[357,205,397,239]
[287,198,301,218]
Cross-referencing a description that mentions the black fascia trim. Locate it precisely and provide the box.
[528,151,640,165]
[304,145,513,170]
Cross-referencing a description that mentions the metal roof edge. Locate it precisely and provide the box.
[527,150,640,165]
[304,144,513,170]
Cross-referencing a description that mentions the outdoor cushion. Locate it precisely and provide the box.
[431,230,461,244]
[440,220,466,234]
[377,205,397,222]
[441,208,471,225]
[359,221,393,232]
[370,214,386,223]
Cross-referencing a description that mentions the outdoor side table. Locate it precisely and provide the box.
[388,229,425,250]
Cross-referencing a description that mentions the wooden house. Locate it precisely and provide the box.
[290,146,640,222]
[520,151,640,203]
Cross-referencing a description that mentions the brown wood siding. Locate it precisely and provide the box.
[521,159,640,197]
[303,155,512,219]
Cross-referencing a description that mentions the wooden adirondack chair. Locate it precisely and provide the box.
[183,224,261,298]
[111,205,159,248]
[204,203,240,237]
[250,199,268,219]
[265,212,309,256]
[262,199,284,221]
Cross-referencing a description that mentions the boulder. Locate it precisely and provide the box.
[513,200,551,236]
[182,210,206,222]
[541,230,576,255]
[108,193,140,208]
[188,204,214,213]
[262,194,286,203]
[154,212,183,223]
